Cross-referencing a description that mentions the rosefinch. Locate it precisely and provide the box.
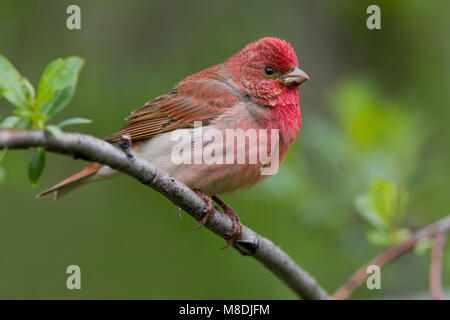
[38,37,309,245]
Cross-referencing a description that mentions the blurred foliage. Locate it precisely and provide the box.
[0,0,449,299]
[355,177,409,247]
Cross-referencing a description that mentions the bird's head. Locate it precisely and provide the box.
[225,37,309,107]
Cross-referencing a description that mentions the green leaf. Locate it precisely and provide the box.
[13,108,32,118]
[6,112,31,129]
[354,194,387,230]
[39,86,72,117]
[45,125,63,138]
[36,56,84,117]
[0,55,35,109]
[370,178,396,224]
[367,229,392,247]
[28,147,46,185]
[369,178,407,228]
[391,228,411,244]
[414,239,432,255]
[21,77,36,104]
[14,117,31,129]
[0,116,21,128]
[57,117,91,128]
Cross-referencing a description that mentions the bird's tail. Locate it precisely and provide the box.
[36,162,103,200]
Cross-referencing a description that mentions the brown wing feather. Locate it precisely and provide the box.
[105,75,240,143]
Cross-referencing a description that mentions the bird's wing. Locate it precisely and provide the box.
[105,79,240,143]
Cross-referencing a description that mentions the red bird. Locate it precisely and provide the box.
[38,37,309,245]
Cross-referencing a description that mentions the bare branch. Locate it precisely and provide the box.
[0,129,329,300]
[333,215,450,300]
[430,232,446,300]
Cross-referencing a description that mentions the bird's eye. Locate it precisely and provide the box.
[264,66,274,75]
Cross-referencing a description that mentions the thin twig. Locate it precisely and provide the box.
[430,232,446,300]
[0,129,329,300]
[333,215,450,300]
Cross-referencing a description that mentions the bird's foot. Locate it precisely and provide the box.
[212,196,243,248]
[193,189,215,230]
[191,190,243,248]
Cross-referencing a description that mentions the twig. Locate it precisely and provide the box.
[333,215,450,300]
[117,134,133,158]
[430,232,446,300]
[0,129,329,300]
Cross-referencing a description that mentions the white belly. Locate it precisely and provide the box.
[94,125,275,195]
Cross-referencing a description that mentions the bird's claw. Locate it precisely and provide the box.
[213,196,243,249]
[193,189,215,230]
[191,190,243,248]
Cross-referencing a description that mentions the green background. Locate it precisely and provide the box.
[0,0,449,299]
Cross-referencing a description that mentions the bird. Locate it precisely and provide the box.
[38,37,309,246]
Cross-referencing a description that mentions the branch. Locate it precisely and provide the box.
[0,129,329,300]
[333,215,450,300]
[430,232,446,300]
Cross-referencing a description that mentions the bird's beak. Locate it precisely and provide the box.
[283,67,310,87]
